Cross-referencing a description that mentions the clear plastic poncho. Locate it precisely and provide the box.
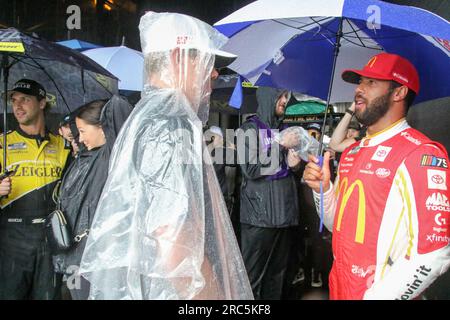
[79,12,253,300]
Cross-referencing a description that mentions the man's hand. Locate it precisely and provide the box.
[287,149,301,168]
[303,151,331,193]
[0,177,12,196]
[278,130,300,149]
[349,101,356,113]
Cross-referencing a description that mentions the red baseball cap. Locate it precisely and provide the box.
[342,53,420,94]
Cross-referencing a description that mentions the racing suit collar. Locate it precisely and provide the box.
[16,126,50,143]
[359,118,409,148]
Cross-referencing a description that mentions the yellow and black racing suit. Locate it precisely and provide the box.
[0,127,70,300]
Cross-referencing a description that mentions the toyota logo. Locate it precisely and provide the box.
[376,150,387,157]
[432,175,444,184]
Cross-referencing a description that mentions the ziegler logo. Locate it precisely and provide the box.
[375,168,391,178]
[426,193,450,212]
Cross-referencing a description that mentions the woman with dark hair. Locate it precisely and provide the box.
[52,95,132,300]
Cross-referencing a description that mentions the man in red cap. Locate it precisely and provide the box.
[303,53,450,299]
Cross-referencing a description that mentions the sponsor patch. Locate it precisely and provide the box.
[376,168,391,178]
[351,265,375,278]
[348,146,361,155]
[371,146,392,162]
[426,192,450,212]
[433,227,447,233]
[7,142,27,150]
[426,234,450,244]
[434,213,447,227]
[427,169,447,190]
[421,155,448,169]
[340,163,353,167]
[401,131,421,145]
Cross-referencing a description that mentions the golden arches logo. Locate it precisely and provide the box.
[366,56,377,68]
[336,178,366,244]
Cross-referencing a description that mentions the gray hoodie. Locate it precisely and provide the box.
[238,87,299,227]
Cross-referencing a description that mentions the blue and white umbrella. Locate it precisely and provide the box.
[83,45,144,91]
[57,39,102,52]
[214,0,450,104]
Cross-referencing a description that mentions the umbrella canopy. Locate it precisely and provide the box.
[83,45,144,91]
[0,28,118,173]
[214,0,450,104]
[285,101,326,116]
[57,39,102,51]
[210,74,257,114]
[0,28,118,114]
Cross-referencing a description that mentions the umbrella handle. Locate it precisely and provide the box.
[317,155,325,233]
[1,53,9,174]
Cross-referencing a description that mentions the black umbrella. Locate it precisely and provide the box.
[210,74,257,115]
[0,28,119,173]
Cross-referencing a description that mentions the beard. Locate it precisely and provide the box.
[355,91,391,127]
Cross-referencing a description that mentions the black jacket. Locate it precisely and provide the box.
[53,95,132,274]
[238,87,299,228]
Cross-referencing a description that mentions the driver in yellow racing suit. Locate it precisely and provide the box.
[0,79,70,300]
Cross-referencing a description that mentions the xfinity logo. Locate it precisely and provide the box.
[426,234,450,243]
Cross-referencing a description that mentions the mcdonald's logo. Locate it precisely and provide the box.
[366,56,377,68]
[336,178,366,244]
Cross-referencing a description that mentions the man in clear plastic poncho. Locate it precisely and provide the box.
[78,12,253,300]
